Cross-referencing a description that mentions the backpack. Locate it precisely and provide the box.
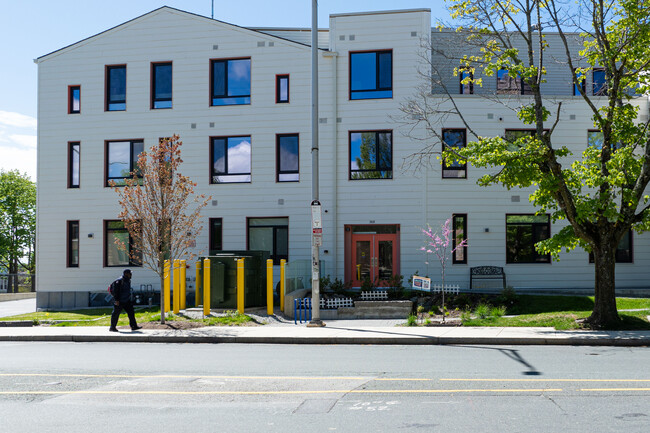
[108,279,120,298]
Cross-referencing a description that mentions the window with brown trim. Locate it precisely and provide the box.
[104,220,141,267]
[506,214,551,263]
[276,134,299,182]
[350,50,392,100]
[151,62,172,109]
[210,136,252,183]
[105,65,126,111]
[247,217,288,265]
[442,129,467,179]
[209,218,223,254]
[459,68,473,94]
[105,140,144,186]
[276,74,289,103]
[452,214,468,264]
[67,220,79,268]
[349,130,392,179]
[68,85,80,114]
[68,142,80,188]
[210,58,251,106]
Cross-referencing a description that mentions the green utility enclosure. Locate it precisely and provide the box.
[195,251,269,309]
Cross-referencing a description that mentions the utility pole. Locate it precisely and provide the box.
[308,0,324,327]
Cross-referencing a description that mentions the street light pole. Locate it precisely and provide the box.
[308,0,324,327]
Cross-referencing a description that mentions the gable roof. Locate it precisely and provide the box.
[35,6,321,63]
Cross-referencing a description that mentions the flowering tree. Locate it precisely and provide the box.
[421,218,468,322]
[111,135,210,324]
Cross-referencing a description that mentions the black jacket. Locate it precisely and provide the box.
[113,276,132,303]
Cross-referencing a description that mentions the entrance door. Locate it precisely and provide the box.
[347,225,399,287]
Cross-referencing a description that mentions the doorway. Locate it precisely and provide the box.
[345,224,400,287]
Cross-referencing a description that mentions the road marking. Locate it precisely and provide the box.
[441,379,650,382]
[375,378,433,381]
[581,388,650,392]
[0,389,562,396]
[0,374,369,380]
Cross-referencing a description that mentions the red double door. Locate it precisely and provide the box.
[346,225,399,287]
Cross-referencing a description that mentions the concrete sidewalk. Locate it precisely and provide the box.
[1,320,649,346]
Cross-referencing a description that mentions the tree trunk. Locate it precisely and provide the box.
[159,273,166,325]
[588,246,621,328]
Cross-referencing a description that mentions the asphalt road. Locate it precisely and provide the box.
[0,342,648,432]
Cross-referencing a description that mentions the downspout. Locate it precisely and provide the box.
[323,50,338,278]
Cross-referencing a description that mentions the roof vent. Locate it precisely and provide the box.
[411,31,417,37]
[269,42,274,47]
[191,123,196,129]
[212,45,219,50]
[349,35,355,41]
[339,35,345,41]
[257,41,265,47]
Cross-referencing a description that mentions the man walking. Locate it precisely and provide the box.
[109,269,142,332]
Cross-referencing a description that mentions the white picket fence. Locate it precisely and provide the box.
[431,284,460,294]
[320,297,354,309]
[360,291,389,301]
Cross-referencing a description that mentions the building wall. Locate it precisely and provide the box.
[36,7,650,308]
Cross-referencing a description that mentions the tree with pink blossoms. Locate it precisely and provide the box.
[421,218,468,323]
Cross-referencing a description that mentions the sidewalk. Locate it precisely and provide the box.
[1,319,649,346]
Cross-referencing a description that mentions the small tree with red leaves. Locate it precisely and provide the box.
[111,135,210,324]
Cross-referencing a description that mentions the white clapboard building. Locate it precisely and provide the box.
[35,7,649,308]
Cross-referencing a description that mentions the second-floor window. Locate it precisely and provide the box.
[277,134,299,182]
[452,214,468,264]
[350,50,392,100]
[151,62,172,109]
[104,220,141,267]
[106,140,144,186]
[210,58,251,106]
[442,129,467,179]
[68,85,80,114]
[210,136,252,183]
[68,142,80,188]
[209,218,223,253]
[67,220,79,268]
[459,68,473,94]
[105,65,126,111]
[593,68,607,96]
[276,75,289,103]
[573,69,586,95]
[506,214,551,263]
[349,130,392,179]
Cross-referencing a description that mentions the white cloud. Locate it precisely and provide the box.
[0,144,36,181]
[8,134,37,149]
[0,111,37,129]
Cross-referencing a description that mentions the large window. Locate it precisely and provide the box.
[105,65,126,111]
[68,85,80,114]
[151,62,172,109]
[593,68,607,96]
[452,214,468,264]
[247,217,288,265]
[68,142,80,188]
[209,218,223,253]
[67,220,79,268]
[276,134,299,182]
[210,58,251,106]
[276,74,289,103]
[459,68,473,94]
[442,129,467,179]
[104,220,141,267]
[506,214,551,263]
[349,130,392,180]
[350,50,392,100]
[497,69,531,95]
[210,136,252,183]
[589,231,633,263]
[106,140,144,186]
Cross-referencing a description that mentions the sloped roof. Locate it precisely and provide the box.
[36,6,323,63]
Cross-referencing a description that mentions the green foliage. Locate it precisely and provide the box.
[490,305,507,318]
[474,303,491,319]
[406,314,418,327]
[460,310,472,323]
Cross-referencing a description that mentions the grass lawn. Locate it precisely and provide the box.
[463,295,650,330]
[0,307,254,327]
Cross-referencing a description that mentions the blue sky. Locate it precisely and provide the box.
[0,1,448,181]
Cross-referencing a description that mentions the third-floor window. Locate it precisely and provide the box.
[210,58,251,106]
[151,62,172,109]
[350,50,392,100]
[105,65,126,111]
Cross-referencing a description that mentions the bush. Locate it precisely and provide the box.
[407,314,418,326]
[497,286,518,306]
[460,310,472,323]
[474,303,491,319]
[490,305,507,318]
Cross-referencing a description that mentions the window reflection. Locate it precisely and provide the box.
[211,136,252,183]
[211,59,251,106]
[350,131,392,179]
[350,51,392,100]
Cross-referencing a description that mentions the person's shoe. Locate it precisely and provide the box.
[109,327,118,332]
[131,325,142,331]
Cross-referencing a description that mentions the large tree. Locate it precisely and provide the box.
[399,0,650,327]
[111,135,210,323]
[0,170,36,293]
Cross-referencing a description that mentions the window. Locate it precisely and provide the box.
[497,69,531,95]
[589,231,633,263]
[105,65,126,111]
[68,142,80,188]
[593,68,607,96]
[210,136,252,183]
[209,218,223,253]
[104,220,141,267]
[68,85,80,114]
[151,62,172,109]
[210,58,251,106]
[247,217,288,265]
[276,134,299,182]
[350,50,392,100]
[276,74,289,103]
[105,140,144,186]
[349,131,392,180]
[459,68,473,94]
[67,220,79,268]
[506,214,551,263]
[505,129,536,150]
[442,129,467,179]
[573,69,586,96]
[452,214,468,264]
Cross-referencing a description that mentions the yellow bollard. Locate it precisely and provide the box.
[237,258,245,314]
[357,264,361,281]
[180,260,186,310]
[203,259,211,317]
[164,260,171,313]
[280,259,286,313]
[173,259,180,314]
[195,261,202,308]
[266,259,274,316]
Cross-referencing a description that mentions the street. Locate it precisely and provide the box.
[0,342,648,432]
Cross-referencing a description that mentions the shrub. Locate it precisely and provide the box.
[407,314,418,326]
[497,286,518,306]
[460,310,472,323]
[490,305,507,318]
[474,303,491,319]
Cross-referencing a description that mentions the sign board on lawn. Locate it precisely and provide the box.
[412,276,431,292]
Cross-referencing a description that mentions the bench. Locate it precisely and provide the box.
[470,266,506,291]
